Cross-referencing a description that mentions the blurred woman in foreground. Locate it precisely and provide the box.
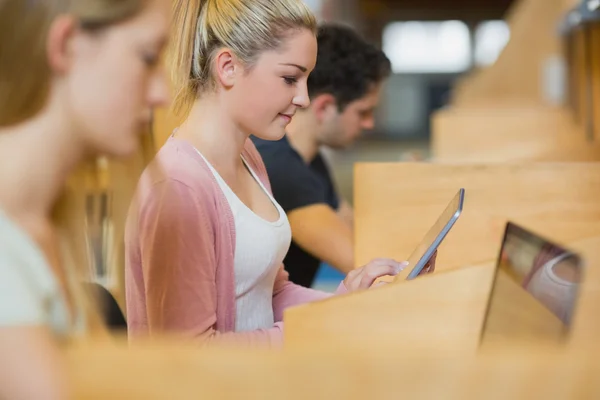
[0,0,169,397]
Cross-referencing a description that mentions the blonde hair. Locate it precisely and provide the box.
[169,0,317,115]
[0,0,144,127]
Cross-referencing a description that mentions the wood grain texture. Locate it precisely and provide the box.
[354,163,600,271]
[431,106,600,163]
[65,339,600,399]
[285,262,495,353]
[483,270,565,342]
[452,0,564,106]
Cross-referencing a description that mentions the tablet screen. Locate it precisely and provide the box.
[402,188,465,280]
[496,223,582,326]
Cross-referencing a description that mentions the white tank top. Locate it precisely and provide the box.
[0,210,85,338]
[196,151,292,332]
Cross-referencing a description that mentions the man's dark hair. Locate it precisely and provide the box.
[308,24,392,111]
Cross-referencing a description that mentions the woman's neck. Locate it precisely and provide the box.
[0,111,83,228]
[176,95,248,174]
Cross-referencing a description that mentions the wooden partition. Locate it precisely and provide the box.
[284,236,600,351]
[578,6,600,141]
[451,0,566,106]
[65,340,600,399]
[431,106,600,162]
[430,0,600,162]
[483,269,565,342]
[282,162,600,353]
[285,260,495,353]
[353,163,600,269]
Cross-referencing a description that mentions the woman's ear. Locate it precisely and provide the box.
[47,15,77,74]
[214,48,237,88]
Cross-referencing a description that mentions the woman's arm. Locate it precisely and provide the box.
[272,267,347,322]
[0,326,67,400]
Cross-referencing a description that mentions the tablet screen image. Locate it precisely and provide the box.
[401,188,465,281]
[496,223,581,325]
[480,222,583,342]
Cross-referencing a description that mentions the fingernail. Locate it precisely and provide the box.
[395,261,409,273]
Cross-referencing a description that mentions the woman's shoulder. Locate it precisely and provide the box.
[0,212,69,333]
[134,137,221,205]
[133,137,224,221]
[0,212,54,292]
[146,137,217,188]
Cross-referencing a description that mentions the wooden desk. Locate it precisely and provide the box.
[285,261,495,353]
[66,339,600,399]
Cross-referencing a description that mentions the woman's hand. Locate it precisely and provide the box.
[343,258,408,292]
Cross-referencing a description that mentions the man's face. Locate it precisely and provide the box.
[318,82,383,149]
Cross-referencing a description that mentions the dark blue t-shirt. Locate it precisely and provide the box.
[251,135,339,287]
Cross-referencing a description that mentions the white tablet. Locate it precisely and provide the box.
[400,188,465,281]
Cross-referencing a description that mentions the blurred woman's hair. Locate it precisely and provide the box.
[0,0,145,127]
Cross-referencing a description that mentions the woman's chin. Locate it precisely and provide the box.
[253,128,287,142]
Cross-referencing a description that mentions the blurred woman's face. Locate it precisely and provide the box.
[59,0,170,157]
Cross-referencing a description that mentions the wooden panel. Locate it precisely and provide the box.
[562,0,579,12]
[564,235,600,346]
[354,163,600,271]
[285,262,495,353]
[286,230,600,353]
[591,25,600,141]
[431,106,600,163]
[483,270,565,342]
[452,0,565,106]
[66,340,600,399]
[103,145,153,310]
[575,29,590,132]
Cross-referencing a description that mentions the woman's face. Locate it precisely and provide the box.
[60,0,170,157]
[227,28,317,140]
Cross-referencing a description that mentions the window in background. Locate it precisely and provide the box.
[474,20,510,67]
[383,21,471,73]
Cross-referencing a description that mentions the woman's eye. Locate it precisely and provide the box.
[283,76,298,85]
[142,52,159,68]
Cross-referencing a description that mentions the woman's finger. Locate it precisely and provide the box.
[357,263,404,289]
[367,258,408,272]
[372,281,389,289]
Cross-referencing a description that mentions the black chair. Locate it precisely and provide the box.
[84,282,127,330]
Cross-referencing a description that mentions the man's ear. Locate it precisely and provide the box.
[47,15,78,74]
[310,93,338,123]
[214,48,238,88]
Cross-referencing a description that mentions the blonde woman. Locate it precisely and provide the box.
[125,0,408,347]
[0,0,169,398]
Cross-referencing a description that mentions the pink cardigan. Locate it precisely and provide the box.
[124,136,346,347]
